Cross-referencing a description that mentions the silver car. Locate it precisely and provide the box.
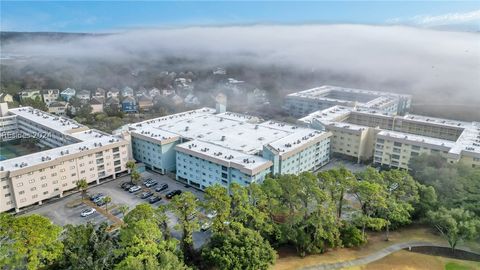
[80,208,96,217]
[129,185,141,193]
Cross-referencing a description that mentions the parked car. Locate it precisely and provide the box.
[92,195,106,204]
[145,181,158,188]
[123,183,134,191]
[81,208,96,217]
[129,185,142,193]
[166,190,182,199]
[141,191,154,199]
[201,220,212,231]
[149,196,162,204]
[206,210,218,219]
[89,193,104,201]
[143,178,152,184]
[121,182,131,189]
[155,183,168,192]
[96,199,106,206]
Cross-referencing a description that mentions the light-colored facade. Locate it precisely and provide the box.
[19,89,41,101]
[0,104,130,213]
[126,107,331,190]
[42,89,60,106]
[61,88,76,101]
[300,105,480,169]
[286,85,412,117]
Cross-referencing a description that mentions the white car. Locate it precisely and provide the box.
[80,208,96,217]
[206,210,218,219]
[201,221,212,231]
[129,185,141,193]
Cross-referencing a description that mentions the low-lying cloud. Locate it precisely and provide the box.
[2,24,480,106]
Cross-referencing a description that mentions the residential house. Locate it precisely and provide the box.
[94,88,106,98]
[42,89,60,106]
[184,94,200,106]
[90,97,104,113]
[107,88,120,98]
[122,86,134,97]
[18,89,41,101]
[149,87,161,97]
[0,93,13,103]
[77,90,91,104]
[161,89,175,96]
[47,101,68,116]
[136,87,148,98]
[60,88,76,101]
[247,88,269,106]
[170,94,183,105]
[121,96,137,113]
[137,95,154,111]
[174,78,193,92]
[213,67,226,75]
[105,97,120,110]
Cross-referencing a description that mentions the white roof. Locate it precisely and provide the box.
[9,107,84,133]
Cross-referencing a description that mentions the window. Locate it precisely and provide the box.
[394,142,402,147]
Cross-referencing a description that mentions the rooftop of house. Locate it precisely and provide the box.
[9,107,84,133]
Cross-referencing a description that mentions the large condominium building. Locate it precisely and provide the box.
[285,85,412,117]
[299,106,480,169]
[0,104,130,213]
[126,107,331,190]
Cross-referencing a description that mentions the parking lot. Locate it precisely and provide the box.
[26,170,211,247]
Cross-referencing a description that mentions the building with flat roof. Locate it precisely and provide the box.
[0,104,130,213]
[285,85,412,117]
[126,107,331,190]
[299,105,480,169]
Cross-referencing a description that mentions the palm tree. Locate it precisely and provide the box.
[131,170,141,185]
[126,161,137,184]
[76,179,88,200]
[119,204,129,218]
[103,196,112,213]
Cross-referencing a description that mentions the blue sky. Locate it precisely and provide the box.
[1,1,479,32]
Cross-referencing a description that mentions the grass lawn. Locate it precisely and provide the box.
[344,251,480,270]
[273,224,479,270]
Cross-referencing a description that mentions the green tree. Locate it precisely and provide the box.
[202,184,231,232]
[352,179,388,239]
[201,222,276,270]
[115,219,188,270]
[427,207,480,253]
[123,203,170,239]
[0,214,62,270]
[76,178,88,200]
[126,160,136,173]
[131,170,141,185]
[318,167,355,219]
[60,222,115,270]
[103,196,112,213]
[119,204,130,218]
[169,192,200,261]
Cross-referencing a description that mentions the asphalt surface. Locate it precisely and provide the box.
[25,170,211,247]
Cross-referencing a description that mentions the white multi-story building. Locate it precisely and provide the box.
[0,104,130,213]
[300,105,480,169]
[126,107,331,190]
[285,85,412,117]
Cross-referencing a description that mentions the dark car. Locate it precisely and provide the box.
[96,199,106,206]
[140,191,154,199]
[155,183,168,192]
[166,190,182,199]
[89,193,104,201]
[145,181,158,188]
[143,178,153,185]
[149,196,162,204]
[123,183,134,191]
[121,182,131,189]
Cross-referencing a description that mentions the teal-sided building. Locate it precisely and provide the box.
[262,130,331,175]
[130,128,182,174]
[127,107,333,191]
[175,140,272,190]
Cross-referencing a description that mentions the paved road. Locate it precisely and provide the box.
[301,241,454,270]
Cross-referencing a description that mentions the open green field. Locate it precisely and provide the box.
[345,250,479,270]
[273,225,479,270]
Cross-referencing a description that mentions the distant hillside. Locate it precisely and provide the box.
[0,31,110,45]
